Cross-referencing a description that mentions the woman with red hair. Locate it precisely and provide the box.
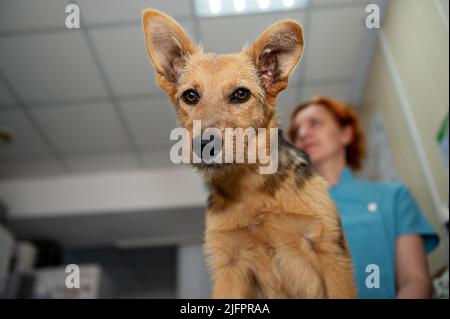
[288,96,439,299]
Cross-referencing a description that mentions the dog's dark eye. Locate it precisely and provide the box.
[230,87,251,104]
[182,89,200,105]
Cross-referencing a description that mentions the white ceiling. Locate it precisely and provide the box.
[0,0,376,180]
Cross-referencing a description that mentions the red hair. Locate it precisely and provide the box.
[287,96,366,171]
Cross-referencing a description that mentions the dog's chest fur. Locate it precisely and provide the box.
[202,138,340,298]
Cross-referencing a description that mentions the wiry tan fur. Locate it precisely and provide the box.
[142,9,357,298]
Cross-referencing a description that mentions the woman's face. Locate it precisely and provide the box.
[292,104,352,166]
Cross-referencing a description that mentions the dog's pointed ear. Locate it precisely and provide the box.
[245,20,304,97]
[142,9,198,96]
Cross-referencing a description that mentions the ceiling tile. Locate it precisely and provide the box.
[0,0,67,32]
[0,110,52,160]
[141,146,180,169]
[304,5,368,81]
[120,97,178,148]
[30,103,131,153]
[0,103,17,111]
[0,81,15,105]
[0,31,108,102]
[66,152,140,174]
[0,157,64,180]
[89,22,195,96]
[77,0,194,25]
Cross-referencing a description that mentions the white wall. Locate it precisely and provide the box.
[0,167,208,218]
[360,0,449,274]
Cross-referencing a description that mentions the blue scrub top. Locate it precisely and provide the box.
[329,168,440,299]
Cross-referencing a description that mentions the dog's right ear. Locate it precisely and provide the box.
[142,9,198,97]
[244,20,304,99]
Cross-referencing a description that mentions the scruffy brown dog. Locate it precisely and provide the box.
[142,9,356,298]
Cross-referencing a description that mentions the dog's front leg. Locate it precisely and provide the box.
[319,249,357,298]
[211,265,253,299]
[205,227,257,298]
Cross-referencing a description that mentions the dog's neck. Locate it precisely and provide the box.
[206,110,286,200]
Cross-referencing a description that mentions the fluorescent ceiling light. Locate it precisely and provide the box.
[209,0,221,14]
[234,0,246,12]
[259,0,270,10]
[195,0,309,17]
[283,0,295,7]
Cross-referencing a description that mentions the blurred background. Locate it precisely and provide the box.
[0,0,448,298]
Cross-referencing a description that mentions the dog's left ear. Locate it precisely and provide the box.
[245,20,304,97]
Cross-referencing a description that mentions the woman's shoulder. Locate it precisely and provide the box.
[352,176,406,191]
[345,176,410,200]
[333,169,412,203]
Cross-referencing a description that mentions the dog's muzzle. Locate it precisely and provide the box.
[193,135,222,163]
